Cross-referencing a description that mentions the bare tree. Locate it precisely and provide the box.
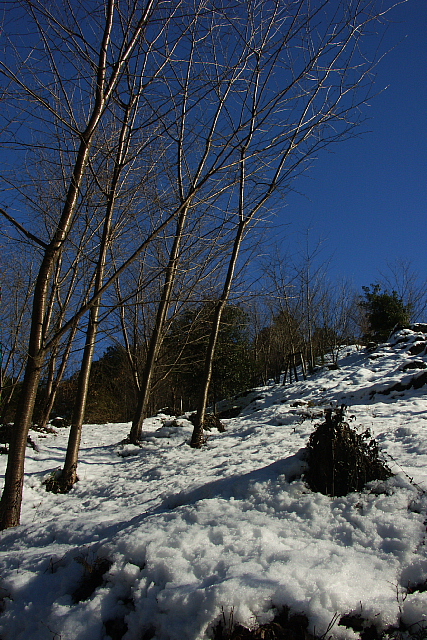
[190,0,399,446]
[0,0,185,528]
[315,279,359,364]
[378,259,427,322]
[0,0,406,526]
[127,3,270,442]
[111,202,233,423]
[56,82,152,491]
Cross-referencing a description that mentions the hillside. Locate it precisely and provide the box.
[1,327,427,640]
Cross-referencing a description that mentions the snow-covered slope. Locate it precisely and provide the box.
[2,327,427,640]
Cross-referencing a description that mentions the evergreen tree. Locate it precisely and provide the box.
[360,285,412,342]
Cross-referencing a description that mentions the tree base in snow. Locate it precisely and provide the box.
[190,426,205,448]
[44,469,78,494]
[189,413,226,448]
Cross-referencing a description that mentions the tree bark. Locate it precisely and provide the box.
[0,356,43,528]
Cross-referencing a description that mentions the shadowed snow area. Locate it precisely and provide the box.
[1,328,427,639]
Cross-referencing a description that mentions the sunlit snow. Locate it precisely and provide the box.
[1,328,427,639]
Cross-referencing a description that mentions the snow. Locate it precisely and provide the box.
[2,329,427,639]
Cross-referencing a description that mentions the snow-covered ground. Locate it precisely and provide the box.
[2,327,427,640]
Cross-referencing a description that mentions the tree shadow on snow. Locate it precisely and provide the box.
[159,450,307,510]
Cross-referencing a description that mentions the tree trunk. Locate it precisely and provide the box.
[0,109,100,528]
[57,312,97,491]
[191,219,246,448]
[53,90,141,490]
[129,208,189,443]
[0,0,161,525]
[0,348,43,528]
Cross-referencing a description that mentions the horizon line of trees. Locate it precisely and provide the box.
[1,266,421,427]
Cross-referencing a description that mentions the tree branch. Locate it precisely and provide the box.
[0,207,48,249]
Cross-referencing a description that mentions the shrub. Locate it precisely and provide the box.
[360,284,411,343]
[305,406,392,497]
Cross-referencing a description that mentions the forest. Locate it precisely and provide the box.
[0,0,420,530]
[2,265,422,427]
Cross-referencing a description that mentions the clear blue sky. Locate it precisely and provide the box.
[1,1,425,295]
[276,0,427,291]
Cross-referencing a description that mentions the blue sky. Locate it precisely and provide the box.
[276,0,427,291]
[1,1,425,297]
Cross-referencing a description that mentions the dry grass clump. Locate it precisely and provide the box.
[211,606,314,640]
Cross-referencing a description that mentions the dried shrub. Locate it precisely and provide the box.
[205,413,226,432]
[339,612,383,640]
[211,606,314,640]
[305,406,392,497]
[71,553,112,604]
[189,413,226,432]
[339,609,427,640]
